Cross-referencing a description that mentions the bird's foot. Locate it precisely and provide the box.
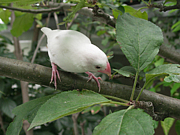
[85,72,102,92]
[50,62,61,89]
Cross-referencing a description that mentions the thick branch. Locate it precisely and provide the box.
[159,44,180,64]
[0,56,180,120]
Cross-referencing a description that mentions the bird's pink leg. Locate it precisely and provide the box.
[85,72,102,92]
[50,62,61,89]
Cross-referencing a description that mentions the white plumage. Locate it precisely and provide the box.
[41,27,111,91]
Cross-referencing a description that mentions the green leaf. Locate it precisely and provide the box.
[91,105,101,114]
[172,20,180,29]
[171,20,180,32]
[0,34,13,45]
[11,13,34,37]
[0,24,7,32]
[1,98,16,118]
[116,13,163,72]
[164,2,177,13]
[97,30,106,36]
[70,24,79,30]
[170,83,180,96]
[123,5,148,20]
[101,37,109,46]
[113,66,136,77]
[165,0,177,4]
[153,120,159,129]
[175,120,180,135]
[164,74,180,82]
[145,64,180,87]
[0,9,11,24]
[6,116,23,135]
[63,0,85,22]
[43,87,55,95]
[112,9,122,19]
[99,4,124,19]
[105,4,124,19]
[29,90,110,130]
[161,117,175,135]
[154,58,164,67]
[35,19,43,27]
[93,109,154,135]
[34,13,42,20]
[6,95,53,135]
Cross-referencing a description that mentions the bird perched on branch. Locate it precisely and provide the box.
[41,27,111,92]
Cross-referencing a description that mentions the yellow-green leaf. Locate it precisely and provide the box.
[161,117,175,135]
[11,13,34,37]
[123,5,148,20]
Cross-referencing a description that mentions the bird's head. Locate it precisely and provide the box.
[83,45,111,76]
[90,59,111,76]
[97,62,111,76]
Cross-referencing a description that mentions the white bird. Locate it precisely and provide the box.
[41,27,111,91]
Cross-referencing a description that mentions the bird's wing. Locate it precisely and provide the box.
[42,27,108,73]
[43,29,91,72]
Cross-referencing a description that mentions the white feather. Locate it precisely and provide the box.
[41,27,108,73]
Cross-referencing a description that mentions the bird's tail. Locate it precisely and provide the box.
[41,27,52,37]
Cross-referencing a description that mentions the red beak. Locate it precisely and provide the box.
[98,62,111,76]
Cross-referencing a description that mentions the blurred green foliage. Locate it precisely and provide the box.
[0,0,180,135]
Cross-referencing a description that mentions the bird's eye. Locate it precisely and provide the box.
[95,65,101,69]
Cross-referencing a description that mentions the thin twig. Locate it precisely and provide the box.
[130,71,139,101]
[54,12,60,29]
[0,112,6,135]
[72,113,80,135]
[31,34,45,63]
[66,13,79,30]
[102,94,129,103]
[80,121,86,135]
[31,13,51,63]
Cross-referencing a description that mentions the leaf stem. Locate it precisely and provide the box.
[136,75,157,101]
[142,0,149,6]
[102,94,129,103]
[109,101,129,106]
[135,84,146,101]
[130,71,139,101]
[127,105,134,110]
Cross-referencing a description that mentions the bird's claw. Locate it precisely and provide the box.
[85,72,102,92]
[51,62,61,89]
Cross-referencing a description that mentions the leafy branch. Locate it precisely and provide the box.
[149,0,180,12]
[0,56,180,120]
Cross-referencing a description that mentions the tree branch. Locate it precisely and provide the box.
[0,3,67,14]
[1,2,180,120]
[159,44,180,64]
[0,56,180,120]
[0,3,115,28]
[150,1,180,12]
